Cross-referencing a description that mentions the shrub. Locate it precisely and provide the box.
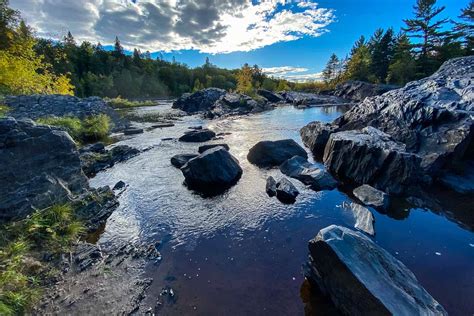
[105,96,156,108]
[36,116,82,140]
[0,104,9,118]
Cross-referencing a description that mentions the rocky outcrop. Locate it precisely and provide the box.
[257,89,285,103]
[80,144,140,177]
[280,91,350,107]
[4,94,127,131]
[301,57,474,195]
[0,118,118,226]
[178,129,216,142]
[170,154,199,168]
[324,127,423,194]
[300,122,338,158]
[247,139,308,168]
[198,143,230,153]
[305,225,447,316]
[332,80,398,102]
[181,147,243,194]
[172,88,226,113]
[353,184,390,211]
[275,178,299,204]
[279,156,337,191]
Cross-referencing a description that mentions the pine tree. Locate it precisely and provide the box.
[387,33,416,85]
[0,0,19,49]
[112,36,124,58]
[64,31,75,46]
[345,41,372,82]
[322,53,340,83]
[453,1,474,53]
[370,28,396,83]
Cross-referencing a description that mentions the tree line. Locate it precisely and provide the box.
[321,0,473,88]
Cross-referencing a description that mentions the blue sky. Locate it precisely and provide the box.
[11,0,467,81]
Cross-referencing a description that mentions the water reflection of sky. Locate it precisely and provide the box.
[90,104,474,315]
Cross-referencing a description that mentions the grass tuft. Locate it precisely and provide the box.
[105,96,156,108]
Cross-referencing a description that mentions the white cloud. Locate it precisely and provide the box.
[262,66,322,82]
[10,0,335,54]
[262,66,309,76]
[284,72,323,82]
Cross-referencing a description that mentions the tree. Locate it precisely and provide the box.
[387,33,417,85]
[236,64,254,95]
[64,31,75,47]
[344,44,372,82]
[112,36,124,59]
[452,1,474,53]
[0,0,19,50]
[369,28,396,83]
[403,0,449,75]
[192,78,204,92]
[322,53,340,83]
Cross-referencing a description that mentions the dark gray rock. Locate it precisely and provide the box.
[265,176,277,197]
[280,156,337,191]
[344,202,375,235]
[0,118,88,222]
[152,123,175,128]
[178,129,216,142]
[181,147,243,194]
[280,91,350,107]
[300,122,338,158]
[275,178,299,204]
[438,161,474,194]
[208,92,272,118]
[324,127,423,195]
[247,139,308,168]
[123,128,144,135]
[257,89,285,103]
[172,88,226,113]
[353,184,390,211]
[74,243,103,271]
[305,225,447,316]
[170,154,198,168]
[79,142,106,154]
[332,80,398,102]
[198,144,230,154]
[113,181,126,190]
[80,145,140,177]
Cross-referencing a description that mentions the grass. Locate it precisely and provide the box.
[122,111,183,123]
[37,114,111,144]
[105,96,156,108]
[0,204,85,315]
[0,104,10,118]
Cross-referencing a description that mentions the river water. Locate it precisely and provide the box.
[91,103,474,315]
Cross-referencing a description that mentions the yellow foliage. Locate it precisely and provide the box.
[236,65,254,95]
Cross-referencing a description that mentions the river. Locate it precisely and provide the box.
[91,103,474,315]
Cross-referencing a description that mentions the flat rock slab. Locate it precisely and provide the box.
[198,144,230,154]
[179,129,216,142]
[280,156,337,191]
[124,128,144,135]
[247,139,308,168]
[170,154,198,168]
[306,225,447,316]
[353,184,390,211]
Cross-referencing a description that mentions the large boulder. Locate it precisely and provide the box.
[179,129,216,142]
[279,156,337,191]
[323,127,423,195]
[247,139,308,168]
[172,88,226,113]
[0,118,118,225]
[332,80,398,102]
[198,143,230,153]
[305,225,447,316]
[257,89,285,103]
[208,93,271,118]
[171,154,199,168]
[181,147,243,194]
[300,122,338,158]
[280,91,349,107]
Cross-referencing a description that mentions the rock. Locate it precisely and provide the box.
[0,118,88,222]
[280,156,337,191]
[345,202,375,235]
[178,129,216,142]
[74,243,103,271]
[113,181,126,190]
[172,88,226,113]
[300,122,338,158]
[189,125,203,130]
[209,92,271,117]
[265,176,277,197]
[4,94,127,131]
[275,178,299,204]
[438,161,474,194]
[305,225,447,316]
[79,142,106,154]
[80,145,140,177]
[247,139,308,168]
[170,154,198,168]
[123,128,144,135]
[257,89,285,103]
[324,127,423,195]
[332,80,398,102]
[198,144,230,153]
[353,184,390,211]
[280,91,350,107]
[181,147,243,194]
[151,123,175,128]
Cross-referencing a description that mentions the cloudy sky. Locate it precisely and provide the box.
[10,0,465,81]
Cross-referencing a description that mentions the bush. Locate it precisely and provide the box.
[0,204,84,315]
[105,96,156,108]
[37,114,111,143]
[0,104,9,118]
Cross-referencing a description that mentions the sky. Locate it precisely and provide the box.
[10,0,467,82]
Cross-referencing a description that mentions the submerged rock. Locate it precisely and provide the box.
[181,147,243,194]
[172,88,226,113]
[324,127,422,195]
[275,178,299,204]
[247,139,308,168]
[123,128,144,135]
[265,176,277,197]
[280,156,337,191]
[80,145,140,177]
[178,129,216,142]
[353,184,390,211]
[170,154,199,168]
[113,181,126,190]
[198,143,230,153]
[305,225,447,315]
[345,202,375,235]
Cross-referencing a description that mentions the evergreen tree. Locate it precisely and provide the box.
[345,44,372,82]
[387,33,417,85]
[0,0,19,49]
[369,28,396,83]
[112,36,124,59]
[64,31,75,47]
[453,1,474,53]
[322,53,340,83]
